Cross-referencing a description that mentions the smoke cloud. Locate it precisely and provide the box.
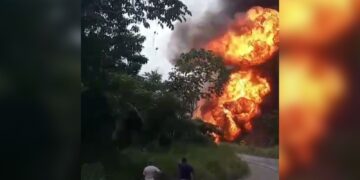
[167,0,278,63]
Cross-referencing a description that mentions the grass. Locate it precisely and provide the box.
[81,143,249,180]
[223,143,279,159]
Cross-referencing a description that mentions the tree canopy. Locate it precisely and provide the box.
[81,0,193,167]
[167,49,230,114]
[82,0,191,85]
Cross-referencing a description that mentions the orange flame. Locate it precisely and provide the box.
[194,71,271,141]
[207,6,279,66]
[194,6,278,142]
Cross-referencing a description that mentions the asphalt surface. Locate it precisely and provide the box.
[237,154,279,180]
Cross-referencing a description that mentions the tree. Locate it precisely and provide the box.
[82,0,191,85]
[81,0,192,176]
[167,49,230,115]
[142,70,165,93]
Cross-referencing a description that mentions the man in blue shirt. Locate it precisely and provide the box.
[178,157,194,180]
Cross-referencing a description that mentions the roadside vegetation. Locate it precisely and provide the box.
[224,143,279,159]
[82,143,249,180]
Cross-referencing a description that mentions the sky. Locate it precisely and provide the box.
[139,0,219,79]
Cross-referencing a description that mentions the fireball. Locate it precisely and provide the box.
[207,6,279,66]
[194,71,271,141]
[194,6,278,142]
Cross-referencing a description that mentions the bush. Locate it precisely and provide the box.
[82,143,249,180]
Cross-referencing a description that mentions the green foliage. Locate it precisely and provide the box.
[82,0,192,84]
[142,93,185,144]
[143,70,165,92]
[167,49,230,114]
[82,0,193,161]
[104,72,210,149]
[108,73,154,111]
[81,0,195,157]
[81,47,232,164]
[82,144,249,180]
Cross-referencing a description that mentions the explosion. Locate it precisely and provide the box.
[194,71,271,141]
[194,6,278,142]
[216,71,270,140]
[207,6,279,66]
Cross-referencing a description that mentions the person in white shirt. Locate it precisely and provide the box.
[143,161,161,180]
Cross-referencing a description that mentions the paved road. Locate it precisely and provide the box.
[237,154,279,180]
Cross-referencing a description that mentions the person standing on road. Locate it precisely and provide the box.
[178,157,194,180]
[143,161,161,180]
